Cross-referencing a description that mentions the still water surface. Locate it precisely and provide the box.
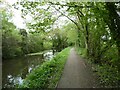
[2,50,54,88]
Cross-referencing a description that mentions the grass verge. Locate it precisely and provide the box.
[75,47,87,58]
[18,47,71,88]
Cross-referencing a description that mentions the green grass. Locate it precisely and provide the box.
[19,47,71,88]
[75,47,87,58]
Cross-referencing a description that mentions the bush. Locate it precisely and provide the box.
[96,64,120,87]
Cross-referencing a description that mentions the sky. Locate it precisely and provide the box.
[5,0,18,5]
[4,0,26,29]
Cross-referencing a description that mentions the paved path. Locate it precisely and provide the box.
[57,48,100,88]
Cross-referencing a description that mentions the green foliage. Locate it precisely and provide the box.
[19,47,71,88]
[63,23,78,46]
[75,47,87,58]
[2,11,23,59]
[49,28,68,52]
[26,33,44,53]
[17,1,55,33]
[1,9,48,59]
[2,1,120,87]
[66,2,120,87]
[96,65,120,87]
[43,41,52,50]
[102,44,118,65]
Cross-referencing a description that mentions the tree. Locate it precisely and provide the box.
[104,2,120,71]
[19,29,28,54]
[2,10,22,59]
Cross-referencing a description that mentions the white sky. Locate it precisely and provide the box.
[12,9,26,29]
[5,0,18,5]
[5,0,27,29]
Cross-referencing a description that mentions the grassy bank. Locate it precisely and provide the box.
[19,47,71,88]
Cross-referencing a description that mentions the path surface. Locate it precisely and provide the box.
[57,48,100,88]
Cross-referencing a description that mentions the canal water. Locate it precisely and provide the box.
[2,50,54,88]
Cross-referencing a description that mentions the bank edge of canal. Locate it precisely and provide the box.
[18,47,71,88]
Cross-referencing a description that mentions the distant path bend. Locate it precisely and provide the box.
[57,48,100,88]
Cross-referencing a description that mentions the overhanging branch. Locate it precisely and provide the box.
[49,2,92,8]
[52,6,79,27]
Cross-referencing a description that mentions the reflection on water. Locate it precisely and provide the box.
[2,50,54,88]
[43,50,54,60]
[4,75,23,88]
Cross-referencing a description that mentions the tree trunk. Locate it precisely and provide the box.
[77,28,81,47]
[85,23,89,57]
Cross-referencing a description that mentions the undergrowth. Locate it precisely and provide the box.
[95,64,120,88]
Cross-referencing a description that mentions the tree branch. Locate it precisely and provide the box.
[78,9,84,16]
[49,2,92,8]
[76,11,84,30]
[52,6,78,27]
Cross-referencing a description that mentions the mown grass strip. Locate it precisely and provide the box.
[19,47,71,88]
